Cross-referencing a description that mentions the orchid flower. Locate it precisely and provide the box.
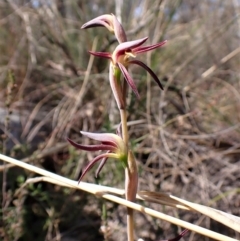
[88,37,167,98]
[67,131,128,182]
[81,14,127,43]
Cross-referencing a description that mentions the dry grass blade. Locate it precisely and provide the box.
[170,195,240,233]
[0,153,239,241]
[138,191,191,210]
[140,191,240,233]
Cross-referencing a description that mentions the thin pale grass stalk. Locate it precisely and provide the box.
[185,46,240,92]
[0,153,238,241]
[170,195,240,233]
[22,89,57,138]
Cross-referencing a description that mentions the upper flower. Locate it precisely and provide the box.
[81,14,127,43]
[89,37,167,98]
[67,131,128,182]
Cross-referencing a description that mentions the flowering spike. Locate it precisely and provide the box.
[129,60,164,90]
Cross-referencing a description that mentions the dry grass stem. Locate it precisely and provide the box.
[0,153,239,241]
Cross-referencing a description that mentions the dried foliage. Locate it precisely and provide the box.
[0,0,240,240]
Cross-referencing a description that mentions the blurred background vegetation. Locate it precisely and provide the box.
[0,0,240,240]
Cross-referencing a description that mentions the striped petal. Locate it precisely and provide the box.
[81,14,114,32]
[67,138,115,152]
[129,60,164,90]
[88,51,112,59]
[79,152,118,182]
[95,151,110,178]
[118,62,140,98]
[133,40,167,54]
[112,14,127,43]
[81,14,127,43]
[80,131,125,151]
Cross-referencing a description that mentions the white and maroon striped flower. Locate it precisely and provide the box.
[88,37,167,98]
[67,131,127,182]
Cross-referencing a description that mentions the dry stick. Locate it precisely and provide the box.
[170,195,240,233]
[0,153,238,241]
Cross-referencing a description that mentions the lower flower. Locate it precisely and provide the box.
[67,131,128,182]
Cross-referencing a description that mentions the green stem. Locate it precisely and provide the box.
[120,108,129,145]
[120,78,129,143]
[120,107,134,241]
[120,79,136,241]
[114,64,137,240]
[124,151,138,241]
